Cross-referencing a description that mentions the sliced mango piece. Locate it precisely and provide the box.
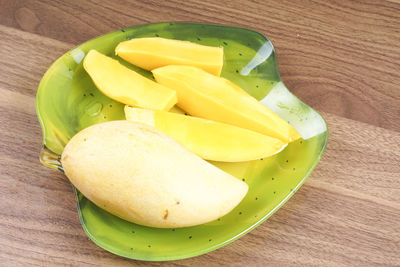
[115,37,223,76]
[83,50,177,111]
[61,121,248,228]
[125,106,287,162]
[152,66,301,142]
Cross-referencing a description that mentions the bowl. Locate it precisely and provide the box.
[36,22,328,261]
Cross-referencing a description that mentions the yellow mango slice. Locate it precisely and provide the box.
[125,106,287,162]
[115,37,223,76]
[152,66,301,142]
[61,121,248,228]
[83,50,177,111]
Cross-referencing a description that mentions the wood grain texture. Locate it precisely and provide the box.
[0,1,399,266]
[1,0,399,132]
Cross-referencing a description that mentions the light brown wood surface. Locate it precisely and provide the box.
[0,0,399,266]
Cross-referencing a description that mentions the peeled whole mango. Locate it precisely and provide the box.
[83,50,177,111]
[61,121,248,228]
[152,65,301,142]
[125,106,287,162]
[115,37,224,76]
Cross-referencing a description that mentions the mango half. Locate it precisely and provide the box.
[152,65,301,142]
[125,106,287,162]
[83,50,177,111]
[61,121,248,228]
[116,37,223,76]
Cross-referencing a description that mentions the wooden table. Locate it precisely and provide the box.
[1,1,399,265]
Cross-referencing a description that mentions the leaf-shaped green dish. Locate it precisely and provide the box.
[36,22,328,261]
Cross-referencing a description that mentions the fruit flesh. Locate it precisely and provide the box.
[115,37,224,76]
[61,121,248,228]
[83,50,177,111]
[152,65,301,142]
[125,106,287,162]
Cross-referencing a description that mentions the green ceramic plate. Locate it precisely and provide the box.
[36,22,328,261]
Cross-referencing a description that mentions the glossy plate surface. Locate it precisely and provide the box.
[36,22,328,261]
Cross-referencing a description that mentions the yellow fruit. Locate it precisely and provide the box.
[152,65,301,142]
[115,37,223,76]
[125,106,287,162]
[83,50,177,111]
[61,121,248,228]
